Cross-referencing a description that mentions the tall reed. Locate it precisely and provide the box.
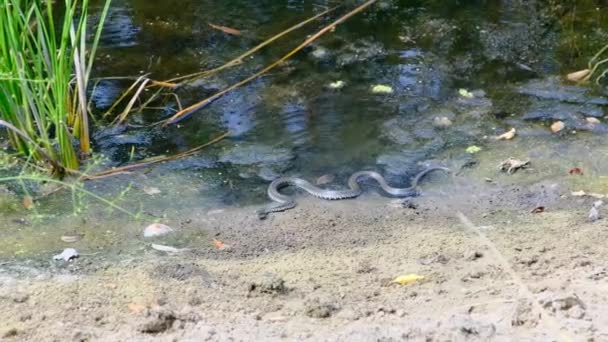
[0,0,111,175]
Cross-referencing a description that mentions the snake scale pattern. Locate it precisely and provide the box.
[257,167,450,219]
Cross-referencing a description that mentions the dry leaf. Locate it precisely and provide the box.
[143,223,174,238]
[569,167,584,176]
[531,206,545,213]
[566,69,590,82]
[586,117,601,124]
[496,128,516,140]
[213,239,225,249]
[208,23,241,35]
[551,121,565,133]
[128,303,146,314]
[392,274,424,285]
[22,195,34,210]
[213,238,231,251]
[498,158,530,174]
[143,186,161,195]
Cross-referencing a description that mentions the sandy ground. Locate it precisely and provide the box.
[1,173,608,341]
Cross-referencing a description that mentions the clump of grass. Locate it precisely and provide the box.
[0,0,111,176]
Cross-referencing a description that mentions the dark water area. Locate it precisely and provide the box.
[83,0,608,209]
[2,0,608,259]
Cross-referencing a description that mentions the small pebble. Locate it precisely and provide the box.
[589,206,600,222]
[53,248,79,262]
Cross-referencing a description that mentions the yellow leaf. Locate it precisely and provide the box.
[371,84,393,94]
[328,80,345,89]
[466,145,482,154]
[392,274,424,285]
[458,88,474,98]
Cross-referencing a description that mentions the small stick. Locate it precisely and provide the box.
[164,0,378,125]
[79,132,229,180]
[165,5,340,84]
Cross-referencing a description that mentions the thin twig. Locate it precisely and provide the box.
[164,0,377,125]
[165,5,340,84]
[80,132,229,180]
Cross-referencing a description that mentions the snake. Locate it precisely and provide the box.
[257,167,450,219]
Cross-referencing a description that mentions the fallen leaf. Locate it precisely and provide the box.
[498,158,530,174]
[466,145,482,154]
[531,206,545,213]
[22,196,34,210]
[208,23,241,35]
[213,238,231,251]
[143,186,161,195]
[392,274,424,285]
[458,88,474,98]
[371,84,393,94]
[586,117,601,124]
[566,69,590,82]
[432,116,453,128]
[551,121,565,133]
[328,80,345,89]
[143,223,174,238]
[569,167,584,176]
[496,128,516,141]
[128,303,146,314]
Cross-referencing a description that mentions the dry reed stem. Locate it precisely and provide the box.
[164,0,377,125]
[165,5,340,84]
[80,131,229,180]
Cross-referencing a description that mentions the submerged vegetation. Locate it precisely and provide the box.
[0,0,110,175]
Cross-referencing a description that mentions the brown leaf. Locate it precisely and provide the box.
[208,23,241,36]
[128,303,146,314]
[22,196,34,210]
[531,206,545,214]
[569,167,584,176]
[213,238,230,251]
[495,128,516,140]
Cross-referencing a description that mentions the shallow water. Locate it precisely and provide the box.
[2,0,608,259]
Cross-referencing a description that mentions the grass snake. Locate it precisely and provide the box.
[257,167,450,219]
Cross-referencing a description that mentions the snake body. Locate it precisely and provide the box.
[257,167,449,219]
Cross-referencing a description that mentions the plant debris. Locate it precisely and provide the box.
[392,274,424,285]
[458,88,474,98]
[498,158,530,174]
[466,145,482,154]
[371,84,393,94]
[496,128,516,141]
[569,167,584,176]
[208,23,241,36]
[566,69,590,82]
